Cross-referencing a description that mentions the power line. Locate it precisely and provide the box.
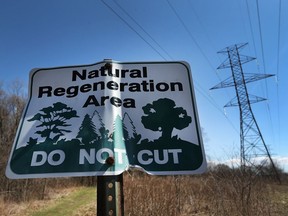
[166,0,234,105]
[245,0,258,61]
[100,0,168,60]
[112,0,174,60]
[256,0,267,76]
[102,0,239,136]
[186,0,222,63]
[276,0,282,146]
[255,0,275,145]
[165,0,216,73]
[255,0,270,96]
[195,81,239,134]
[276,0,282,79]
[165,0,239,133]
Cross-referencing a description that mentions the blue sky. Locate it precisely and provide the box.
[1,0,288,171]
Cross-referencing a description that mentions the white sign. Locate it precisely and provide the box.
[6,61,206,179]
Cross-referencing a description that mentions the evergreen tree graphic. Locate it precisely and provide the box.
[112,115,127,142]
[92,110,109,140]
[27,102,79,144]
[77,114,98,145]
[123,112,141,144]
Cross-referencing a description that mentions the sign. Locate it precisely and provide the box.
[6,61,206,179]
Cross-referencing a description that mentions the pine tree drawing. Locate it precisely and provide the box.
[112,115,127,142]
[77,114,98,145]
[123,112,141,144]
[92,110,109,140]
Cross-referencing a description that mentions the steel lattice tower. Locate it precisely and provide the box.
[211,43,278,174]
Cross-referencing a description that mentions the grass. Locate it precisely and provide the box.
[1,171,288,216]
[270,183,288,215]
[123,171,288,216]
[29,187,95,216]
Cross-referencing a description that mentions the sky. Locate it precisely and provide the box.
[1,0,288,172]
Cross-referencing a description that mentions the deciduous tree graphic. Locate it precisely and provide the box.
[141,98,192,140]
[28,102,79,143]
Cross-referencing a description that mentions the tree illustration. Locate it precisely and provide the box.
[141,98,192,140]
[112,115,127,142]
[28,102,79,143]
[99,127,109,140]
[92,110,109,140]
[123,112,141,144]
[77,114,98,144]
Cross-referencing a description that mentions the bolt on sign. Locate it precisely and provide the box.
[6,61,207,179]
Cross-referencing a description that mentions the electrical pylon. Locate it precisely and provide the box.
[211,43,279,179]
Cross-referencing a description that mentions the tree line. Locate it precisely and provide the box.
[0,80,95,202]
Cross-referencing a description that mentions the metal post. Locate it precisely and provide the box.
[97,174,124,216]
[96,59,124,215]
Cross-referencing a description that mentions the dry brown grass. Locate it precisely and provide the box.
[0,187,77,216]
[123,170,286,216]
[1,170,287,216]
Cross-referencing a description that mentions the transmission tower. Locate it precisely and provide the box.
[211,43,279,177]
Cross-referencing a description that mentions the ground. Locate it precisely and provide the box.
[1,175,288,216]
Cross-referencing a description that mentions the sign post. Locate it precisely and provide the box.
[6,60,206,215]
[97,174,124,216]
